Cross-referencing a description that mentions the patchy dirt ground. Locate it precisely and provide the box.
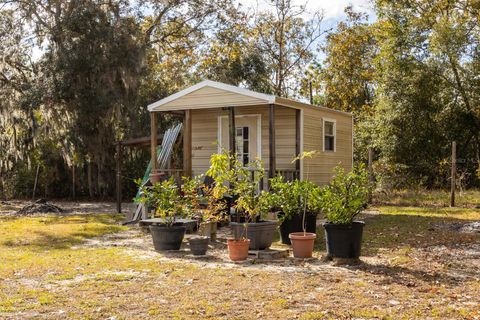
[0,201,479,319]
[0,200,135,216]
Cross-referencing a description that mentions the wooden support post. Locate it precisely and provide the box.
[269,104,276,181]
[228,107,236,157]
[450,141,456,207]
[183,110,192,177]
[116,142,122,213]
[150,112,158,172]
[295,109,301,179]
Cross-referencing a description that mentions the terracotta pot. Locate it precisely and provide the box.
[227,239,250,261]
[289,232,316,258]
[149,172,163,184]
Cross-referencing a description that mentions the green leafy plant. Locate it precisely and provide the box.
[135,178,183,227]
[267,177,322,222]
[181,175,226,226]
[321,164,370,224]
[206,151,270,239]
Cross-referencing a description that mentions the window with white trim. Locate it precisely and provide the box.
[235,126,249,165]
[323,119,336,152]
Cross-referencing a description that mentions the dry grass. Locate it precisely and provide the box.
[1,204,479,319]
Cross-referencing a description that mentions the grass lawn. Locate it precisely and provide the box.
[1,204,479,319]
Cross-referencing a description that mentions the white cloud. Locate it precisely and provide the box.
[239,0,376,23]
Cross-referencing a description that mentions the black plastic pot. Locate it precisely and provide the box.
[323,221,365,259]
[279,212,317,245]
[230,220,278,250]
[149,224,186,251]
[230,211,261,223]
[188,236,209,255]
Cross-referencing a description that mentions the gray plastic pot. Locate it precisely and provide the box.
[188,236,209,255]
[149,224,186,251]
[230,220,278,250]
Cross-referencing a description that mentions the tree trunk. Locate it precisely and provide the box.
[87,160,94,198]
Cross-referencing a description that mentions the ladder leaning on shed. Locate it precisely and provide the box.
[124,123,183,224]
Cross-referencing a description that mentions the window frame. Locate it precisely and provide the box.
[235,126,250,166]
[322,118,336,152]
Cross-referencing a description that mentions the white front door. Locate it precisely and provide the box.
[218,115,261,165]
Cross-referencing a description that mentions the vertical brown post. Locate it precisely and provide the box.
[269,104,276,180]
[228,107,236,157]
[183,110,192,177]
[116,142,122,213]
[450,141,456,207]
[295,109,301,179]
[150,112,158,172]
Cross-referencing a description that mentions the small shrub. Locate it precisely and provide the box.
[135,178,183,226]
[322,164,371,224]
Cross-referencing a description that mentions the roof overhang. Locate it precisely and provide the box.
[147,79,352,118]
[148,80,275,112]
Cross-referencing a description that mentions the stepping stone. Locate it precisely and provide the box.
[248,248,290,260]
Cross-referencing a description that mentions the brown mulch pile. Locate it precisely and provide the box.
[16,199,63,216]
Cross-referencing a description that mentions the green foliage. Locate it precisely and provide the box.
[180,175,225,223]
[206,151,269,222]
[319,7,376,116]
[321,164,370,224]
[371,0,480,188]
[267,177,322,221]
[136,178,183,226]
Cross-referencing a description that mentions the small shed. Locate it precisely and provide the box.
[148,80,353,186]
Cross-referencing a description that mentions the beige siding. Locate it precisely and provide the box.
[190,105,297,176]
[190,103,352,185]
[161,86,268,111]
[302,107,353,185]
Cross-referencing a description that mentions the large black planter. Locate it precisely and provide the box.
[323,221,365,259]
[279,212,317,245]
[230,221,278,250]
[149,224,186,251]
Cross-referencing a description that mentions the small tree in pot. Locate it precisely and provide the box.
[207,151,276,260]
[136,178,186,251]
[321,164,370,259]
[181,175,226,255]
[268,177,322,245]
[269,151,320,258]
[230,159,276,251]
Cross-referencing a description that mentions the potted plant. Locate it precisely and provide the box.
[230,159,277,251]
[136,178,186,251]
[321,164,370,259]
[206,152,277,260]
[283,151,320,258]
[268,177,321,245]
[181,175,226,255]
[181,175,209,255]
